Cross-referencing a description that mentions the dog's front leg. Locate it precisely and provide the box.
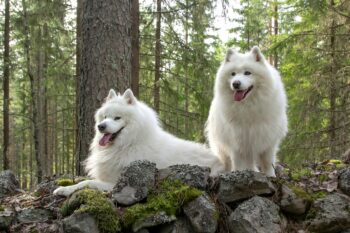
[258,146,278,177]
[232,150,258,172]
[53,180,114,197]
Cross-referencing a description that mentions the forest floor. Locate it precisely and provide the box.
[0,158,350,233]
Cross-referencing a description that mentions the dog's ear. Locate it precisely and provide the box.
[123,89,136,105]
[251,46,264,62]
[225,48,236,62]
[106,89,117,101]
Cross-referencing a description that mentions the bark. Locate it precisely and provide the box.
[329,0,337,158]
[3,0,10,170]
[22,0,43,183]
[76,0,132,175]
[131,0,140,97]
[154,0,162,112]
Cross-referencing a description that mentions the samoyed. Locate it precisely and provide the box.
[206,46,288,177]
[54,89,224,196]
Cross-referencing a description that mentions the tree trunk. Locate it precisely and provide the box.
[22,0,43,183]
[76,0,132,175]
[154,0,162,113]
[3,0,10,170]
[131,0,140,97]
[273,2,278,68]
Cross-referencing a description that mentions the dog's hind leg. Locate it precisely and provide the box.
[258,146,277,177]
[232,151,258,172]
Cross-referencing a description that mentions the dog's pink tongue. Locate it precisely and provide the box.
[99,133,113,146]
[234,91,245,101]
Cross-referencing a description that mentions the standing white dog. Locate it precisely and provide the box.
[206,46,288,176]
[54,89,224,196]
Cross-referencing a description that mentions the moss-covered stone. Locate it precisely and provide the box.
[61,189,121,233]
[287,185,312,202]
[123,179,202,228]
[55,178,75,187]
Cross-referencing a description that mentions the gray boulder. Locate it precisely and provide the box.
[17,208,53,223]
[112,160,157,205]
[0,209,14,230]
[339,167,350,196]
[158,164,210,190]
[132,211,176,232]
[183,194,218,233]
[0,170,19,198]
[279,185,310,215]
[158,217,193,233]
[228,196,285,233]
[63,213,100,233]
[36,222,64,233]
[307,193,350,233]
[217,170,272,203]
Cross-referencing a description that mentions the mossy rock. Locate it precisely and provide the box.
[61,189,121,233]
[288,185,313,202]
[55,178,75,187]
[123,179,202,228]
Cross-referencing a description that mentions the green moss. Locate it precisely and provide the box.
[318,174,328,182]
[0,205,4,211]
[290,168,312,181]
[328,159,343,165]
[288,185,313,202]
[310,191,328,200]
[61,189,121,233]
[55,178,76,186]
[123,179,202,227]
[336,164,346,169]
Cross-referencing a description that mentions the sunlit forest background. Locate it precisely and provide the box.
[0,0,349,189]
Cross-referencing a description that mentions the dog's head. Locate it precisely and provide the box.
[217,46,274,102]
[94,89,139,147]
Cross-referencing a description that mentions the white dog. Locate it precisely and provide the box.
[54,89,224,196]
[206,46,288,176]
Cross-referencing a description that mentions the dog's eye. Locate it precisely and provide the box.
[244,71,251,75]
[231,72,236,76]
[114,117,121,120]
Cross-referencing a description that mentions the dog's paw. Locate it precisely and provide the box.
[53,186,75,197]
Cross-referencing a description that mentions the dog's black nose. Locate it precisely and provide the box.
[232,81,241,89]
[98,123,106,132]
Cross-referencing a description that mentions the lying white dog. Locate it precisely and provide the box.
[206,46,288,176]
[54,89,224,196]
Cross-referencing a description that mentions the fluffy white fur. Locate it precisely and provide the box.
[206,46,288,177]
[54,89,224,196]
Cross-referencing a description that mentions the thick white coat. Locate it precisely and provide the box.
[206,47,288,176]
[54,89,224,196]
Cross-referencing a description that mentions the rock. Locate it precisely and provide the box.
[135,229,150,233]
[112,160,157,205]
[279,185,310,215]
[183,194,218,233]
[0,170,19,198]
[63,212,100,233]
[339,167,350,196]
[158,217,193,233]
[158,164,210,190]
[132,211,176,232]
[17,208,53,223]
[36,222,64,233]
[35,180,58,196]
[0,209,14,230]
[228,196,285,233]
[307,193,350,233]
[217,170,272,203]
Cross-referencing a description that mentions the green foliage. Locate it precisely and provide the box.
[290,168,313,181]
[123,179,202,227]
[61,189,121,233]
